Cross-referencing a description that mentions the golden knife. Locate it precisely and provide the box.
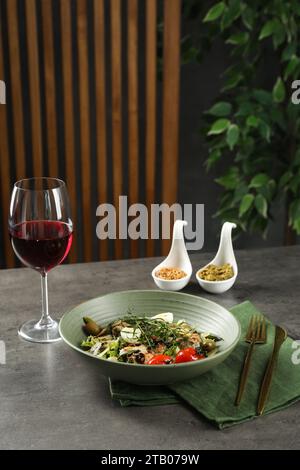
[257,325,287,416]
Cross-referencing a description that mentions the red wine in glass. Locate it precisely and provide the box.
[9,177,73,343]
[10,220,73,273]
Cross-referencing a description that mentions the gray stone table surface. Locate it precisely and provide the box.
[1,246,300,450]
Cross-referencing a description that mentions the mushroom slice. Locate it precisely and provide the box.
[151,312,174,323]
[119,345,148,356]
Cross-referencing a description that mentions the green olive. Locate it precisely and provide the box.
[204,340,216,352]
[83,317,101,336]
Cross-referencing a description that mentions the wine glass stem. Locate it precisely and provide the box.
[39,273,53,328]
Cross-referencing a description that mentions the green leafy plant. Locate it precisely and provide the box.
[183,0,300,243]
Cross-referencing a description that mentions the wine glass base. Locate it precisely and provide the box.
[18,318,61,343]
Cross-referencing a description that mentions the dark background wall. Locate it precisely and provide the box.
[178,20,286,253]
[179,63,286,253]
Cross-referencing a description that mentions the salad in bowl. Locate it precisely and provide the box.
[59,290,240,384]
[81,311,222,365]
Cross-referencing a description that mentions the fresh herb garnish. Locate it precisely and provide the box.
[111,314,194,350]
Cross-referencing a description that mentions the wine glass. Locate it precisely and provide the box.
[9,177,73,343]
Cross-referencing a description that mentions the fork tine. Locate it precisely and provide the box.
[255,315,261,339]
[260,318,266,341]
[252,316,257,339]
[246,315,254,338]
[247,315,257,340]
[256,316,262,339]
[253,315,259,338]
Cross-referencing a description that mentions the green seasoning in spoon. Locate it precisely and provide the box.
[198,263,234,281]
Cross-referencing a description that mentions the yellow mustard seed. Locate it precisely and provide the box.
[155,267,187,280]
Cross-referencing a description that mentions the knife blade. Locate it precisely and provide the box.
[257,325,287,416]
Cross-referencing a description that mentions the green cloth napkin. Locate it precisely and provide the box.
[109,301,300,428]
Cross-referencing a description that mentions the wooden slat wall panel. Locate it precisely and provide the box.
[127,0,139,258]
[145,0,157,257]
[6,0,26,181]
[0,21,15,268]
[77,0,92,262]
[60,0,77,263]
[0,0,182,266]
[25,0,43,177]
[161,0,181,255]
[41,0,58,177]
[94,0,108,261]
[110,0,123,259]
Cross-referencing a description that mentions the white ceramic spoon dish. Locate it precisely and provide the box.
[196,222,238,294]
[152,220,192,291]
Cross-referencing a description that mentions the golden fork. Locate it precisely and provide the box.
[235,315,267,406]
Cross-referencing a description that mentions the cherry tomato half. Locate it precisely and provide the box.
[175,347,205,364]
[147,354,173,365]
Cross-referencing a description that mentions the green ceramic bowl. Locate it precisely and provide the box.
[59,290,240,385]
